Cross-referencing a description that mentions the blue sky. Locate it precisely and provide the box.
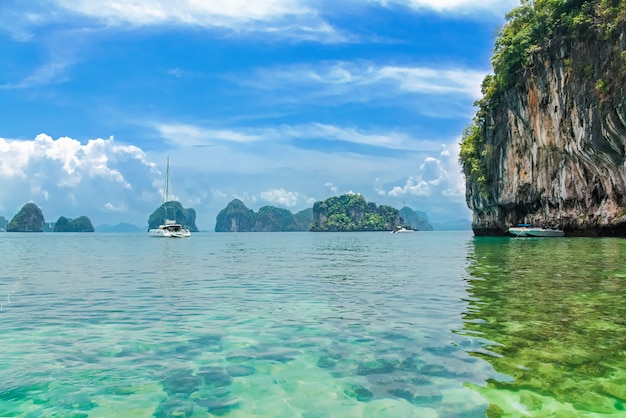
[0,0,519,230]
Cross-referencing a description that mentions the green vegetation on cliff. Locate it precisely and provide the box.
[310,194,401,232]
[7,203,45,232]
[148,201,198,232]
[215,199,313,232]
[54,216,95,232]
[460,0,626,199]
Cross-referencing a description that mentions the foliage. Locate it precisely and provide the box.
[214,200,312,232]
[54,215,94,232]
[491,0,626,93]
[256,206,300,231]
[459,0,626,200]
[459,123,491,198]
[148,200,198,232]
[214,199,256,232]
[294,208,314,230]
[310,194,401,231]
[6,203,45,232]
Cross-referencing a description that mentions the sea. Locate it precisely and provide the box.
[1,231,625,417]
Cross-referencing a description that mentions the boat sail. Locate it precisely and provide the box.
[148,158,191,238]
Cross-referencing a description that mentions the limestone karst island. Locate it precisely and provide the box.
[460,0,626,236]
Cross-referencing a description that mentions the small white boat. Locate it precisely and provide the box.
[149,219,191,238]
[508,224,564,237]
[149,158,191,238]
[391,226,415,233]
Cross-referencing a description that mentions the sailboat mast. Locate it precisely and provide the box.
[164,157,169,203]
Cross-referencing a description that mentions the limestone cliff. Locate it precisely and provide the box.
[148,201,198,232]
[214,199,313,232]
[462,2,626,236]
[7,203,45,232]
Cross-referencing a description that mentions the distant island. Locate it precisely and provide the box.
[95,223,144,233]
[148,201,198,232]
[4,202,95,232]
[53,216,94,232]
[215,199,313,232]
[214,194,434,232]
[6,203,45,232]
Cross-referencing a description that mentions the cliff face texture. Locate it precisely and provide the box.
[467,23,626,236]
[7,202,45,232]
[148,201,198,232]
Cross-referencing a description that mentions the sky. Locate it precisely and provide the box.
[0,0,520,230]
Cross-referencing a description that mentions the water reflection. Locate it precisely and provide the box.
[462,237,626,416]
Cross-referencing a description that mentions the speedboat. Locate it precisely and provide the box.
[391,226,415,233]
[508,224,564,237]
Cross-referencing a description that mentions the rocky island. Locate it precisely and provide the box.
[214,196,433,232]
[215,199,313,232]
[148,201,198,232]
[53,216,95,232]
[310,194,401,232]
[460,1,626,236]
[6,203,45,232]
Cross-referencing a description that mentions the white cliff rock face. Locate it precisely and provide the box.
[467,31,626,236]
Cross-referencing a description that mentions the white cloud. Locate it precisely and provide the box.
[260,188,302,207]
[325,182,338,193]
[4,0,344,43]
[244,61,488,104]
[0,58,75,89]
[155,121,439,152]
[155,123,263,146]
[372,0,519,15]
[385,139,466,199]
[104,202,128,212]
[0,134,157,225]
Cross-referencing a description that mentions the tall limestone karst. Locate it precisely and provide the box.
[461,1,626,236]
[7,203,45,232]
[148,201,198,232]
[399,207,433,231]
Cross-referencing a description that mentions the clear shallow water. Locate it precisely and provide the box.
[0,231,625,417]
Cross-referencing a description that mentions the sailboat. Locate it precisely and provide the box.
[148,158,191,238]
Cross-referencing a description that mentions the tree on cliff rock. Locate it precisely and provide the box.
[310,194,401,231]
[54,216,95,232]
[148,201,198,232]
[7,203,45,232]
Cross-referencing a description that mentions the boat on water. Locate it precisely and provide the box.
[149,219,191,238]
[391,226,415,233]
[508,223,564,237]
[148,158,191,238]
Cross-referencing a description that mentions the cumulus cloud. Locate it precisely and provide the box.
[325,182,338,193]
[385,140,465,199]
[260,188,302,207]
[0,134,158,224]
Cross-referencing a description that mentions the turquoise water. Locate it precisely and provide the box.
[1,232,625,417]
